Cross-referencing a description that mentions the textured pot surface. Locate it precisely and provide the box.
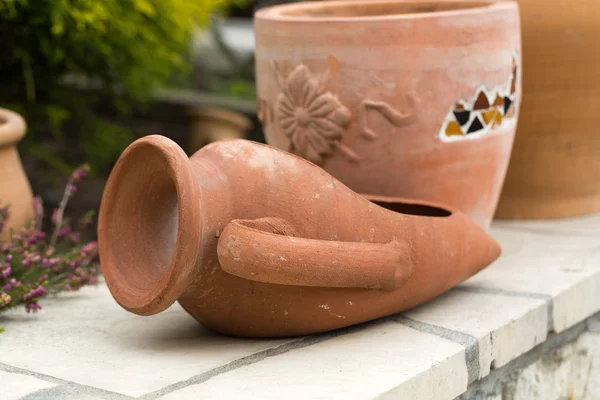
[99,136,501,337]
[254,0,521,229]
[496,0,600,219]
[0,108,34,239]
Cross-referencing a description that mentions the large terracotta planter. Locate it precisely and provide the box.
[496,0,600,219]
[0,108,34,239]
[254,0,521,229]
[99,136,500,337]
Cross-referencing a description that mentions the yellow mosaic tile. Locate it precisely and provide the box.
[445,120,464,136]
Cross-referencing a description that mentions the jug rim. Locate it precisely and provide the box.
[99,135,203,316]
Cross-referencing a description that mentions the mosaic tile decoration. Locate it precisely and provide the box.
[439,53,518,142]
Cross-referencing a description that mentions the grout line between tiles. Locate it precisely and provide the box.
[394,315,480,384]
[0,362,133,400]
[137,317,390,400]
[454,286,555,332]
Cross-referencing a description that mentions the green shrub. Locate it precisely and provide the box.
[0,0,238,174]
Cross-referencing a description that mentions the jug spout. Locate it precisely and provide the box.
[99,136,204,316]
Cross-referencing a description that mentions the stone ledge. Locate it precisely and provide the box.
[1,213,600,399]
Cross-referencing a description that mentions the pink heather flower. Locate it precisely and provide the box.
[22,286,46,301]
[3,284,11,291]
[88,277,98,285]
[33,196,43,220]
[25,302,41,313]
[78,216,93,230]
[51,209,59,224]
[5,254,13,262]
[9,278,21,287]
[42,257,59,269]
[1,267,12,279]
[71,167,88,182]
[58,226,72,238]
[65,183,77,198]
[81,242,98,257]
[69,232,80,244]
[1,293,12,307]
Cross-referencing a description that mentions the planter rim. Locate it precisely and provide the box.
[0,108,26,147]
[256,0,517,23]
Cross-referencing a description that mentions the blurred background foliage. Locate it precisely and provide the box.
[0,0,245,175]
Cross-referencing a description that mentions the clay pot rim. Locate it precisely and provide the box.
[99,135,203,316]
[256,0,517,23]
[0,108,26,148]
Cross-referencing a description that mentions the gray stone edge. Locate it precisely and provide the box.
[457,312,600,400]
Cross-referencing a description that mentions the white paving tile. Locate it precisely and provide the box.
[404,289,548,379]
[158,322,468,400]
[0,284,291,397]
[0,370,57,400]
[463,222,600,333]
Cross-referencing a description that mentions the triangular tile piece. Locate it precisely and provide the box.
[467,115,485,134]
[473,91,490,110]
[511,73,517,94]
[492,111,503,128]
[445,120,464,137]
[455,103,465,111]
[482,109,499,125]
[493,94,504,107]
[506,104,515,118]
[453,110,471,126]
[504,96,514,115]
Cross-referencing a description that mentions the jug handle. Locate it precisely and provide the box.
[217,218,413,291]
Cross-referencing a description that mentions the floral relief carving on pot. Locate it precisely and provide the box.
[270,60,360,166]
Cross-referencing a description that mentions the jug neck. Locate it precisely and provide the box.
[99,136,204,316]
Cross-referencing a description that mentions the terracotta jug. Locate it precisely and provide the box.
[99,135,500,337]
[254,0,521,230]
[0,108,34,240]
[496,0,600,219]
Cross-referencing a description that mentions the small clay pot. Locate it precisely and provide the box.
[187,107,253,154]
[0,108,34,239]
[496,0,600,219]
[99,135,500,337]
[254,0,521,229]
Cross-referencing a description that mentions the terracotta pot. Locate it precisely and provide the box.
[0,108,34,239]
[254,0,521,229]
[496,0,600,219]
[99,135,500,337]
[188,107,253,154]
